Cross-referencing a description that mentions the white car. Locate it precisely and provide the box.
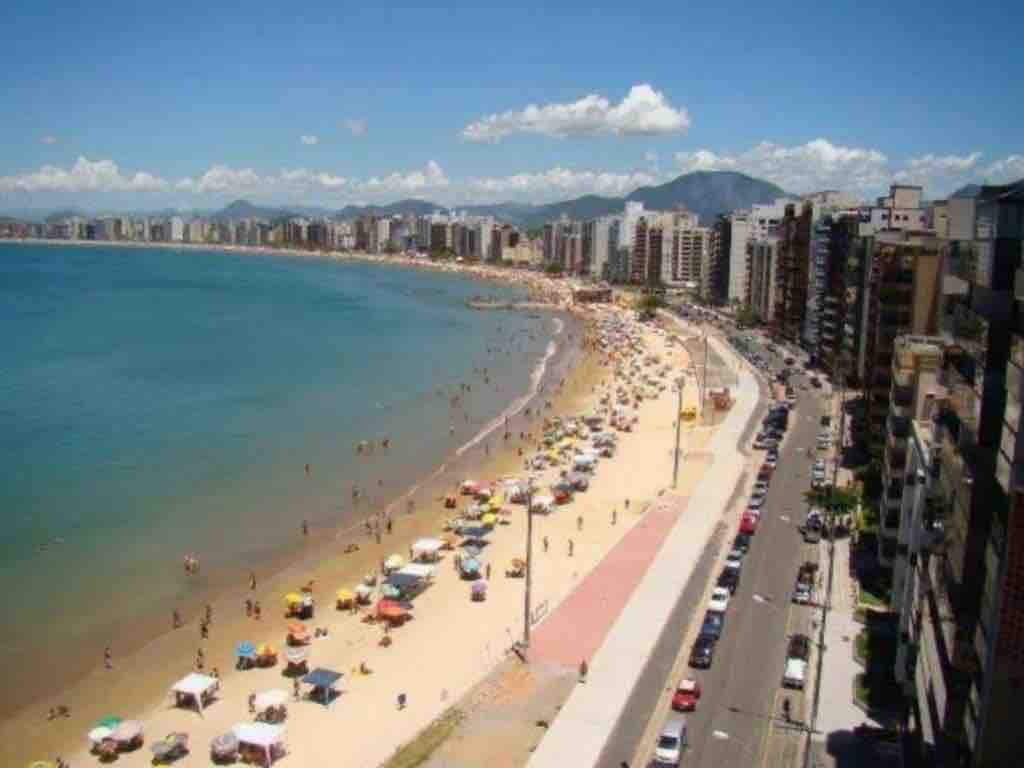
[725,549,744,568]
[754,480,770,493]
[783,658,807,689]
[749,495,765,509]
[708,586,731,613]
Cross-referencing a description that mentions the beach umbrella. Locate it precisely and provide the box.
[95,715,122,729]
[235,641,256,658]
[335,588,355,603]
[256,642,276,657]
[471,581,487,596]
[111,719,143,742]
[481,513,497,527]
[284,592,303,606]
[286,621,308,636]
[88,725,113,744]
[354,584,373,599]
[384,554,404,572]
[27,762,55,768]
[462,545,482,558]
[376,599,406,620]
[211,731,238,753]
[380,583,401,599]
[461,557,481,574]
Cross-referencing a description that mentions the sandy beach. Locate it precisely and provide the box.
[6,303,705,768]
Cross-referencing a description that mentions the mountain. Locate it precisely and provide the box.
[626,171,787,223]
[336,198,443,220]
[212,200,297,221]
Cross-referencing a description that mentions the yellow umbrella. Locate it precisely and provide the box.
[481,514,498,527]
[28,762,55,768]
[256,643,276,656]
[284,592,303,605]
[336,589,355,602]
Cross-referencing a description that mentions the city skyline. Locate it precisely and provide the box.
[1,0,1021,209]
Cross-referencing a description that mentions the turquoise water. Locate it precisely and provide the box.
[0,244,556,667]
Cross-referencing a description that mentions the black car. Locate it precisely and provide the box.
[689,634,716,668]
[788,633,811,661]
[733,532,752,553]
[701,610,725,639]
[717,567,740,594]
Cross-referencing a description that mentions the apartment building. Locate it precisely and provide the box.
[748,236,779,322]
[723,211,750,303]
[888,180,1024,768]
[665,225,709,291]
[631,216,665,286]
[865,230,943,439]
[772,202,813,342]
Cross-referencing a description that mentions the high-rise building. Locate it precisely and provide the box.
[772,202,813,342]
[631,216,664,286]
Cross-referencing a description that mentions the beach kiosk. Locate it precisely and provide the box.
[233,722,286,766]
[252,689,288,723]
[170,672,219,714]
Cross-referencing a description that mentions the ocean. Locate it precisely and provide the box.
[0,243,565,708]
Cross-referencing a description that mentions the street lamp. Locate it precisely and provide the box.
[522,475,536,652]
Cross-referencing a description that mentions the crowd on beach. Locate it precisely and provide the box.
[31,282,697,768]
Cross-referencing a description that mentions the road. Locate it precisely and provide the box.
[606,330,828,768]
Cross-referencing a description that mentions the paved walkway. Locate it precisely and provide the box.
[527,333,760,768]
[530,488,700,667]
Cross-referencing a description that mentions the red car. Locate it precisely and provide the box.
[671,678,702,711]
[758,463,774,478]
[739,514,757,534]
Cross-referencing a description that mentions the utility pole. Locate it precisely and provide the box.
[672,377,684,488]
[523,481,534,651]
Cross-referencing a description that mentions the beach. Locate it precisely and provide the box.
[5,300,704,768]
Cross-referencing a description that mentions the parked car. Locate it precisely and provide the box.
[671,678,702,712]
[725,548,745,568]
[717,568,740,595]
[748,494,765,510]
[700,611,725,640]
[654,715,688,766]
[788,633,811,661]
[733,532,752,554]
[802,525,821,543]
[708,586,731,613]
[793,582,812,604]
[689,634,716,668]
[783,657,807,689]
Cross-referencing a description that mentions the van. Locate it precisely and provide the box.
[654,715,688,766]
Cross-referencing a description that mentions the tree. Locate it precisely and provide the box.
[635,292,664,321]
[544,262,564,276]
[735,305,757,328]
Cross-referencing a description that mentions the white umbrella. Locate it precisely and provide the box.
[88,726,112,744]
[384,554,404,572]
[111,719,143,742]
[253,689,288,711]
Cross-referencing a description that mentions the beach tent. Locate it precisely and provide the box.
[383,554,404,573]
[531,495,555,514]
[232,723,286,766]
[376,598,408,624]
[171,672,219,714]
[354,583,373,603]
[460,525,489,541]
[301,667,343,706]
[88,726,112,746]
[111,719,143,747]
[387,571,425,594]
[397,563,435,580]
[253,689,288,714]
[411,538,443,561]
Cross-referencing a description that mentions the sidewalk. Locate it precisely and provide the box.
[526,333,760,768]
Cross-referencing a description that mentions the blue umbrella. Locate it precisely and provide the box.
[235,641,256,658]
[461,558,481,573]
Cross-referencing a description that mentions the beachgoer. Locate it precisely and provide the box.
[172,609,182,629]
[568,539,574,557]
[212,667,220,680]
[245,599,253,617]
[249,571,256,590]
[254,601,262,620]
[104,646,112,670]
[611,509,617,525]
[387,518,393,534]
[304,463,310,475]
[248,693,256,714]
[577,515,583,532]
[542,536,549,553]
[293,678,301,701]
[200,621,209,640]
[625,498,630,510]
[196,649,205,671]
[397,692,407,710]
[486,563,492,580]
[579,659,588,683]
[302,519,309,536]
[205,603,213,624]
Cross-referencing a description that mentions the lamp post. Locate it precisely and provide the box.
[522,477,535,651]
[672,376,685,488]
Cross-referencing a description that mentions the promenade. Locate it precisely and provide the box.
[526,331,760,768]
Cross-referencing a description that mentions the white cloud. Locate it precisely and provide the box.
[361,160,449,193]
[675,139,890,194]
[644,151,658,165]
[343,119,367,137]
[462,84,690,143]
[40,135,58,145]
[0,156,169,193]
[469,166,658,201]
[981,154,1024,182]
[300,135,319,146]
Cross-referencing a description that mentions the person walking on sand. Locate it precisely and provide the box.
[104,646,113,670]
[293,677,301,701]
[543,536,549,553]
[249,571,256,591]
[579,659,588,683]
[253,601,261,620]
[302,519,309,536]
[397,692,407,710]
[245,599,253,618]
[611,508,617,525]
[577,515,583,532]
[172,609,182,629]
[568,539,574,557]
[486,562,492,580]
[248,692,256,714]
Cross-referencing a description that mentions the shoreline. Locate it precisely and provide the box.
[0,237,571,305]
[0,245,594,766]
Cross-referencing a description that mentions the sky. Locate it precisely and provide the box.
[0,0,1021,211]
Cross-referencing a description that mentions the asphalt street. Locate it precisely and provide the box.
[605,332,827,768]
